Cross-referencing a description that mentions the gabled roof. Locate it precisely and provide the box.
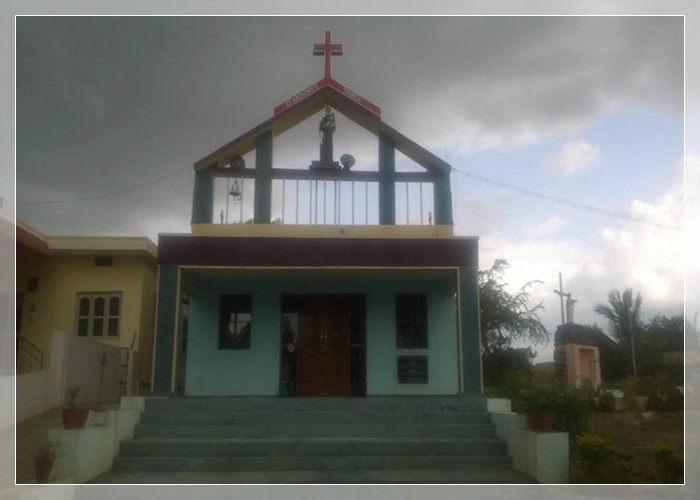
[194,78,450,174]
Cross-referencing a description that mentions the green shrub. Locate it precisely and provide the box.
[648,393,666,411]
[654,444,683,483]
[648,386,683,411]
[575,433,633,483]
[665,387,683,411]
[486,370,531,401]
[513,382,593,438]
[622,377,641,398]
[598,392,617,412]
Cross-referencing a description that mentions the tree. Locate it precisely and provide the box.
[594,288,644,343]
[478,259,549,386]
[642,314,684,352]
[635,314,684,382]
[594,288,643,377]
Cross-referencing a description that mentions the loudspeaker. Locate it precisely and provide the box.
[27,278,39,292]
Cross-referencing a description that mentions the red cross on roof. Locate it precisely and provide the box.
[313,30,343,80]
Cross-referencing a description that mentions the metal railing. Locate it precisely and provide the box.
[214,177,435,226]
[17,337,44,374]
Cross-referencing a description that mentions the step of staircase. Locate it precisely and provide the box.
[134,422,496,439]
[113,454,514,472]
[111,396,533,483]
[91,468,538,484]
[139,410,493,425]
[144,396,488,412]
[120,437,507,457]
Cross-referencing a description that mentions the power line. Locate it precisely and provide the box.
[5,163,687,234]
[451,167,684,232]
[11,166,191,205]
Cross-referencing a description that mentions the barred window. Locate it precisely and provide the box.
[395,294,428,349]
[76,293,121,338]
[219,295,252,350]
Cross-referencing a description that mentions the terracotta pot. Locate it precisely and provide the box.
[34,457,54,484]
[62,408,89,429]
[528,412,554,432]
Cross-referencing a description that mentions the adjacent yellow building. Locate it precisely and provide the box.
[15,219,157,390]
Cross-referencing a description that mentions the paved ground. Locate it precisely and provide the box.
[88,469,537,484]
[15,404,119,484]
[15,408,62,484]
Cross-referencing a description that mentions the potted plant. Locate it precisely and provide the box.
[516,385,555,432]
[34,441,58,483]
[62,384,89,429]
[527,410,554,432]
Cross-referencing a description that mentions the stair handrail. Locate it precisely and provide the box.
[17,337,44,374]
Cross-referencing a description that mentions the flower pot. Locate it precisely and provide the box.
[62,408,89,429]
[34,457,54,484]
[528,412,554,432]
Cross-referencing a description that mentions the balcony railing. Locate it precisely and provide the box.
[213,178,434,226]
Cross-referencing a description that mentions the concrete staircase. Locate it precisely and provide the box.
[111,396,536,483]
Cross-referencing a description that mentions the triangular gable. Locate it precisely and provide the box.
[194,79,450,174]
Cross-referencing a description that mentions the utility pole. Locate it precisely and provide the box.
[629,306,638,378]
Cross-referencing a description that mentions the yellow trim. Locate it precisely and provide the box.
[47,236,157,259]
[170,267,182,394]
[190,223,456,239]
[456,267,464,393]
[150,266,161,394]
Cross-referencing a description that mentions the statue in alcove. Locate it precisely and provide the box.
[319,105,336,164]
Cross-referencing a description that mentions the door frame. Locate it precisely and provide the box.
[279,293,366,397]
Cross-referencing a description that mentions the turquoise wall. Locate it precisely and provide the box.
[365,287,459,395]
[184,273,459,396]
[186,287,281,396]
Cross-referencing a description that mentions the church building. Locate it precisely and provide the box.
[151,31,483,398]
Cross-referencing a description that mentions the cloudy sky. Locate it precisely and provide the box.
[9,15,692,362]
[1,2,699,499]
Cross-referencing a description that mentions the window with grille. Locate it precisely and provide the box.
[76,293,122,338]
[219,295,252,350]
[395,294,428,349]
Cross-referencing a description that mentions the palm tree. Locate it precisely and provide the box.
[595,288,643,376]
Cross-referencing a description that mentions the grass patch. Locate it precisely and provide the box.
[570,411,683,484]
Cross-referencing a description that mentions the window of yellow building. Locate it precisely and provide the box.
[76,292,122,338]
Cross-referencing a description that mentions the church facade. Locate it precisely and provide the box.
[151,31,482,398]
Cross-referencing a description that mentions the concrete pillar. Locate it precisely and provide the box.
[254,131,273,223]
[191,168,214,224]
[378,133,396,225]
[459,266,483,393]
[434,170,453,225]
[152,266,179,395]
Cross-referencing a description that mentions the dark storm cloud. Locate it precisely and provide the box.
[15,16,683,238]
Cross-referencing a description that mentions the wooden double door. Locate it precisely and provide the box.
[296,296,352,397]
